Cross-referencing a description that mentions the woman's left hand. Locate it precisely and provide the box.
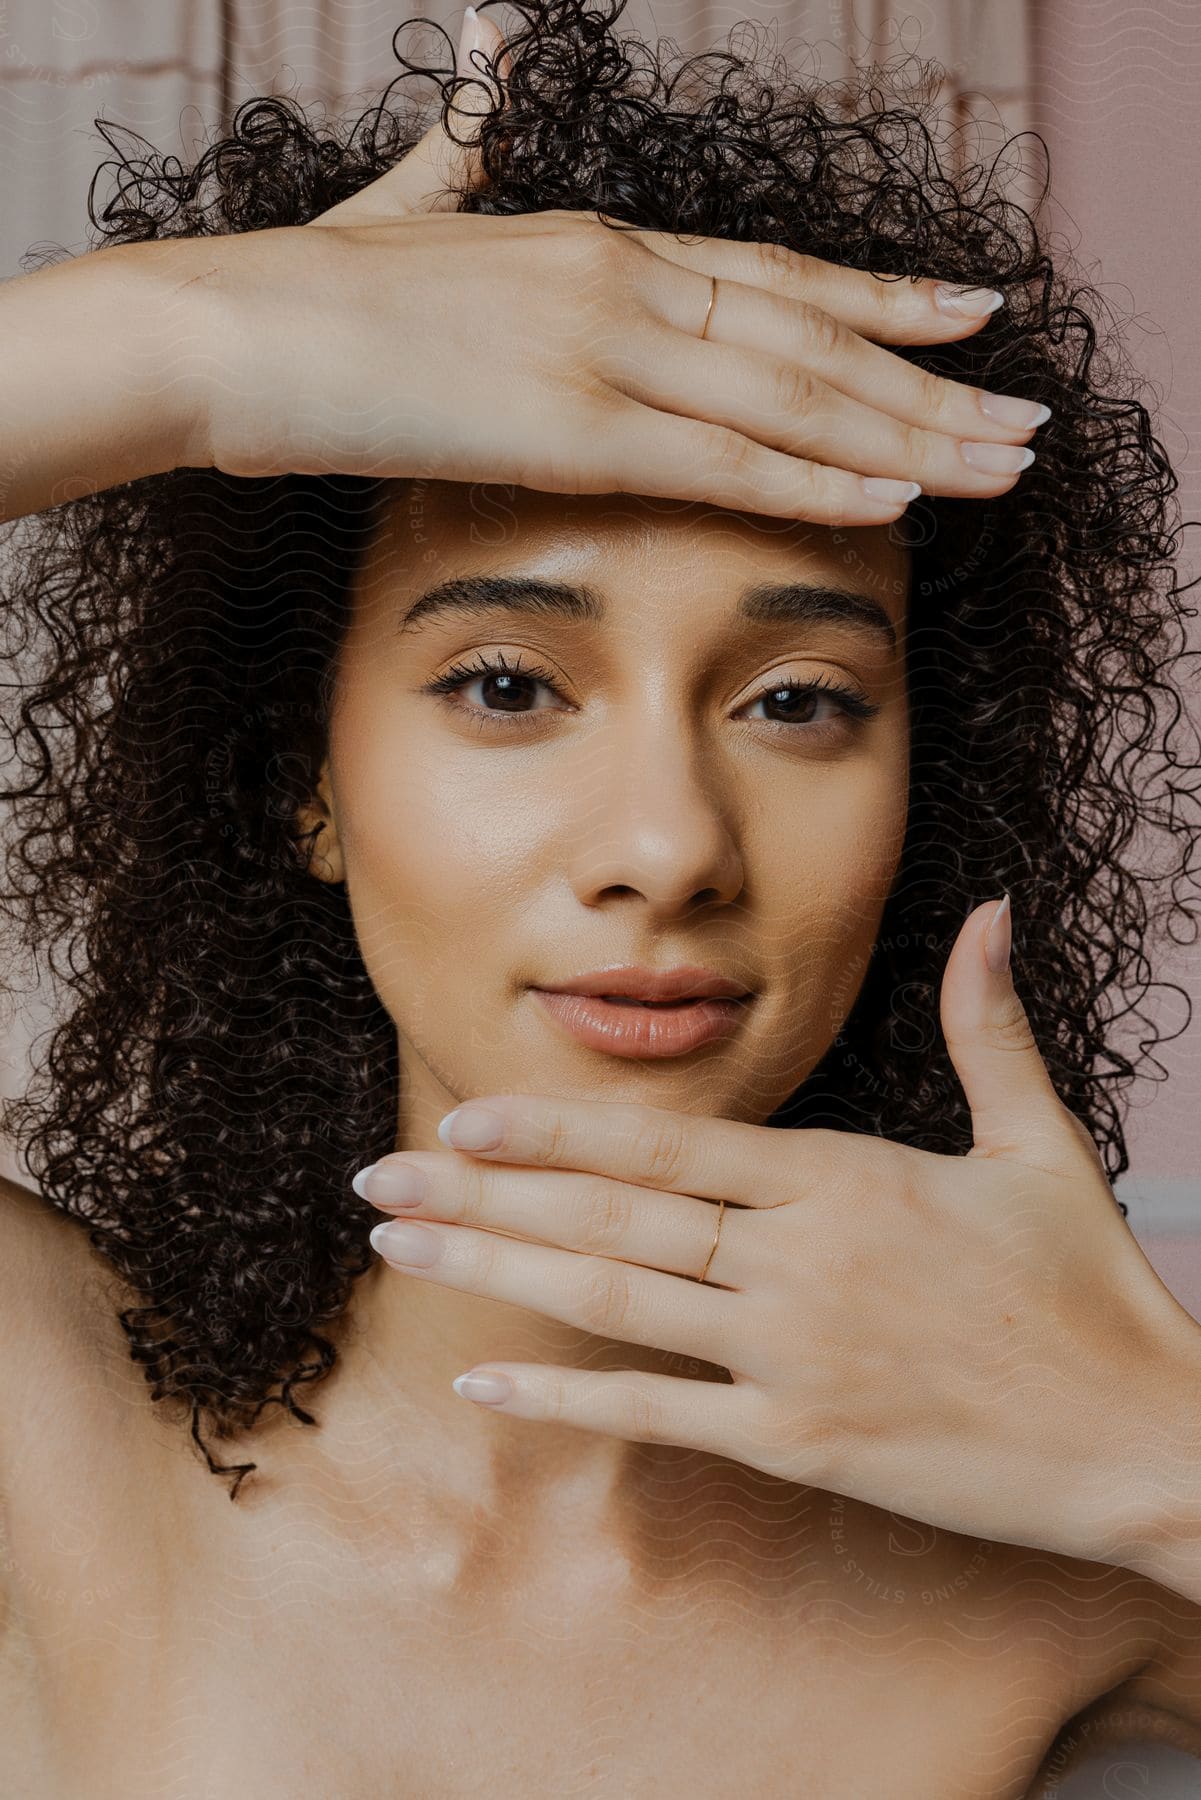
[360,896,1198,1568]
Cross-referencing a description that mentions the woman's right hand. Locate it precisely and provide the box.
[193,6,1049,525]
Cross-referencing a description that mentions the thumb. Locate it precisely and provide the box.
[939,895,1066,1160]
[311,7,512,226]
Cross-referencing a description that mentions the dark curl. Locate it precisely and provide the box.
[2,0,1198,1501]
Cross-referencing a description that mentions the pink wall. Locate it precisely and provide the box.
[1028,0,1201,1188]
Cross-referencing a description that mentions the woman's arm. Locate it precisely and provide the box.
[0,239,210,525]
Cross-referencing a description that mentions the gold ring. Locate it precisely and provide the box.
[697,1196,725,1283]
[700,274,717,342]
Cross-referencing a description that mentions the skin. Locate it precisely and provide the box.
[296,476,910,1553]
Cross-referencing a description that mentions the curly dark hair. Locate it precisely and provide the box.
[2,0,1198,1503]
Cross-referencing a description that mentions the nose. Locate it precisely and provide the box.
[561,722,745,916]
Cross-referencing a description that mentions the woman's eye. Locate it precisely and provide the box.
[741,682,868,726]
[464,669,561,713]
[424,654,566,716]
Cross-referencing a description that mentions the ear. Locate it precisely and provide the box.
[294,762,346,885]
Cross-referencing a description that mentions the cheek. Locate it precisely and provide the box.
[772,729,908,909]
[827,751,909,1023]
[324,705,534,1000]
[758,736,907,1040]
[828,761,909,906]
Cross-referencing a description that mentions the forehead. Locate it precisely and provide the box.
[361,479,910,638]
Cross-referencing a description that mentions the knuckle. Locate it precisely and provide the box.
[773,361,819,417]
[702,423,756,479]
[804,1403,845,1453]
[892,416,926,471]
[917,366,954,428]
[541,1111,575,1166]
[556,220,618,289]
[459,1165,491,1229]
[795,302,844,368]
[579,1179,636,1253]
[759,1393,845,1485]
[540,1379,570,1425]
[630,1109,688,1188]
[578,1261,635,1337]
[990,1002,1040,1056]
[472,1230,501,1285]
[867,270,906,324]
[626,1383,667,1441]
[753,237,800,288]
[588,217,637,274]
[787,457,826,506]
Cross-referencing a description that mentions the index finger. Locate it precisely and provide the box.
[616,224,1005,346]
[435,1094,825,1206]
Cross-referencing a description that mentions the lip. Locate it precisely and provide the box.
[538,965,752,1002]
[529,988,753,1060]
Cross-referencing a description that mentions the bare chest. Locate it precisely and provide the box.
[2,1451,1131,1800]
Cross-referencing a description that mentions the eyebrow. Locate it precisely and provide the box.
[397,574,898,651]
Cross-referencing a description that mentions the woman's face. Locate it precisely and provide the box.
[308,481,910,1136]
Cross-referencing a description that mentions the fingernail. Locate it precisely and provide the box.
[437,1106,505,1151]
[934,283,1004,317]
[453,1370,513,1405]
[984,893,1012,976]
[456,5,480,76]
[370,1220,441,1266]
[978,393,1053,431]
[959,442,1036,475]
[860,477,921,506]
[356,1162,428,1207]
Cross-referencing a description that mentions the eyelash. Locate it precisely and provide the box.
[421,650,881,731]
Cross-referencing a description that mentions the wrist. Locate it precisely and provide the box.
[98,237,219,477]
[1113,1300,1201,1596]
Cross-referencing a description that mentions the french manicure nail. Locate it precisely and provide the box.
[984,893,1012,976]
[370,1220,441,1266]
[860,477,921,506]
[453,1370,513,1405]
[978,393,1053,431]
[438,1106,505,1150]
[959,441,1036,475]
[359,1162,428,1207]
[934,283,1004,317]
[456,5,480,77]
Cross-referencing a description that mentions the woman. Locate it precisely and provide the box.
[2,1,1201,1792]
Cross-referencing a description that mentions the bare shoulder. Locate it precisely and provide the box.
[0,1169,135,1485]
[0,1171,142,1791]
[0,1169,118,1369]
